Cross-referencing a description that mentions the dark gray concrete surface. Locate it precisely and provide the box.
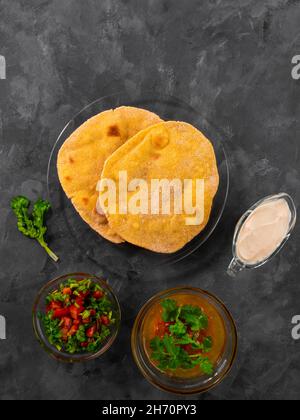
[0,0,300,400]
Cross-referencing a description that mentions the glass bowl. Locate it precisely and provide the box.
[33,273,121,362]
[47,91,229,267]
[131,287,237,395]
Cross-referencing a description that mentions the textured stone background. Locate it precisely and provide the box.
[0,0,300,400]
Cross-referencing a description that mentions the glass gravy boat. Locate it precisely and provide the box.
[227,193,297,277]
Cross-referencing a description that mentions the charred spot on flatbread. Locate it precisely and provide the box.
[107,125,121,137]
[57,106,162,243]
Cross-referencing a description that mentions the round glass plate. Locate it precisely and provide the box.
[47,92,229,267]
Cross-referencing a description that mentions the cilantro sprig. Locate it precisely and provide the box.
[11,196,59,262]
[161,299,208,331]
[150,299,214,376]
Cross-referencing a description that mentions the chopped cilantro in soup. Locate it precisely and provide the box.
[145,295,226,378]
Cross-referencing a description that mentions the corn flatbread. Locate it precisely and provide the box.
[57,106,162,243]
[101,121,219,253]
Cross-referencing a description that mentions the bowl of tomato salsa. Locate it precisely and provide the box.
[131,287,237,394]
[33,273,121,362]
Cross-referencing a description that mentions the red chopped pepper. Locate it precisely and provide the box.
[67,324,79,337]
[62,317,72,329]
[62,287,72,295]
[75,297,84,307]
[182,344,193,354]
[47,301,62,312]
[52,308,70,319]
[93,290,103,299]
[78,291,90,299]
[86,325,97,338]
[155,321,173,337]
[100,315,110,326]
[70,305,81,320]
[61,327,69,341]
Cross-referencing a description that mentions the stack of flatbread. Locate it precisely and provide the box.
[57,106,219,253]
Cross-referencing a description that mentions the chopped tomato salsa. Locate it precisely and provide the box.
[39,278,115,354]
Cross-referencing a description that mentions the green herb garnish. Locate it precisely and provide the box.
[161,299,179,322]
[11,196,59,262]
[180,304,208,331]
[38,310,62,349]
[150,299,214,376]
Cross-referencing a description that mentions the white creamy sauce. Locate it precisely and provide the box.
[236,198,291,265]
